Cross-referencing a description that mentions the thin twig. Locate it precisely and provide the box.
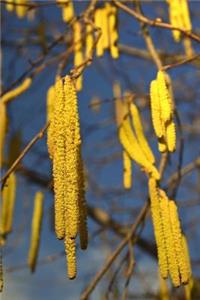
[0,123,49,189]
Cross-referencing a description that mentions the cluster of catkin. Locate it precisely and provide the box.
[58,0,74,23]
[167,0,192,42]
[118,95,160,183]
[149,177,192,287]
[46,75,88,279]
[0,173,17,246]
[95,3,119,59]
[5,0,28,18]
[150,71,176,153]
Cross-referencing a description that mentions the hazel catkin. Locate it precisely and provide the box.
[28,191,44,273]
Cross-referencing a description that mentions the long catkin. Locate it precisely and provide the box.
[130,103,155,164]
[150,80,163,138]
[157,71,172,124]
[0,101,7,169]
[15,0,27,18]
[52,78,66,240]
[166,120,176,152]
[64,235,76,279]
[63,76,80,239]
[85,24,93,58]
[2,77,32,104]
[169,200,190,284]
[95,8,104,57]
[119,119,160,180]
[159,190,180,287]
[148,178,168,279]
[107,4,119,59]
[123,150,132,189]
[73,21,83,91]
[6,0,14,11]
[28,191,44,273]
[46,85,55,159]
[0,173,16,236]
[59,0,74,23]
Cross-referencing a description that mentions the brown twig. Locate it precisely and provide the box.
[113,0,200,43]
[0,123,49,190]
[80,202,149,300]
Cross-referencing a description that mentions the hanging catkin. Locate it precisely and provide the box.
[95,8,104,57]
[63,76,80,239]
[46,85,55,160]
[157,71,172,124]
[166,120,176,152]
[28,191,44,273]
[52,78,66,240]
[0,173,17,236]
[123,150,132,189]
[148,178,168,279]
[58,0,74,23]
[169,200,190,284]
[150,80,163,138]
[168,0,192,42]
[107,4,119,59]
[130,103,155,164]
[119,118,160,180]
[0,101,7,169]
[6,0,14,11]
[85,24,93,58]
[73,21,83,91]
[2,77,32,104]
[15,0,27,18]
[159,190,180,287]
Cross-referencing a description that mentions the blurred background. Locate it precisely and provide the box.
[1,1,200,299]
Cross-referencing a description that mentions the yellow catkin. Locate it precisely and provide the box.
[52,78,66,240]
[130,103,155,164]
[182,235,192,278]
[168,0,182,42]
[107,4,119,59]
[28,191,44,273]
[85,24,93,58]
[159,190,180,287]
[119,119,160,180]
[64,235,76,279]
[102,6,109,50]
[46,85,55,159]
[63,76,80,239]
[0,102,7,169]
[158,137,167,153]
[0,173,16,236]
[183,37,194,57]
[150,80,163,138]
[73,21,83,91]
[95,9,104,57]
[157,71,172,124]
[148,178,168,279]
[2,77,32,104]
[166,120,176,152]
[113,82,127,126]
[6,0,14,11]
[169,200,190,284]
[123,150,132,189]
[180,0,192,32]
[159,272,170,300]
[59,0,74,23]
[15,0,27,18]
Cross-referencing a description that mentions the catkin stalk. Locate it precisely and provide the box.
[2,77,32,104]
[28,191,44,273]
